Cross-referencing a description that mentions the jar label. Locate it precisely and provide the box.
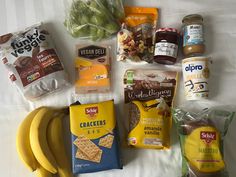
[154,42,178,58]
[183,24,204,46]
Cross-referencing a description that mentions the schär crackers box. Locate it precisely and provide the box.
[69,100,122,174]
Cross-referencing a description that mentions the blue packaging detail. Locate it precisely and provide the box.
[69,100,123,174]
[71,128,122,174]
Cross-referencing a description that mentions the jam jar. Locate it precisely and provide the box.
[154,28,180,65]
[182,14,205,56]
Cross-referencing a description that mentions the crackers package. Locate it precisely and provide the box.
[173,107,235,177]
[75,44,111,93]
[69,100,122,174]
[124,69,178,149]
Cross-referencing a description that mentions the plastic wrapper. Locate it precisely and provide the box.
[75,43,112,93]
[117,7,158,63]
[173,107,235,177]
[100,0,125,20]
[124,69,178,149]
[64,0,121,41]
[0,24,70,101]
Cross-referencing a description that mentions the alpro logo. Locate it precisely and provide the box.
[10,29,46,57]
[185,64,203,72]
[200,131,216,145]
[85,107,98,118]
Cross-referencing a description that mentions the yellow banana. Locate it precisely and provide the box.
[47,114,73,177]
[35,166,53,177]
[16,108,42,172]
[30,107,58,174]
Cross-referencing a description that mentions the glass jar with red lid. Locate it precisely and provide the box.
[154,28,180,65]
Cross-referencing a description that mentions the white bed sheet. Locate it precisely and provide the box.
[0,0,236,177]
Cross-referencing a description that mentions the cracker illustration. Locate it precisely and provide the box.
[73,135,100,159]
[98,134,114,148]
[76,149,103,163]
[104,128,113,134]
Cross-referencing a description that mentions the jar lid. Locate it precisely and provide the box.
[156,28,179,33]
[182,14,203,23]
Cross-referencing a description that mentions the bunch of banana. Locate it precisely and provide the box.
[16,107,73,177]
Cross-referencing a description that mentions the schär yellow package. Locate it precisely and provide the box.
[69,100,122,174]
[173,107,235,177]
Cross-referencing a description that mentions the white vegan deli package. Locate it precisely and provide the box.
[0,24,69,100]
[75,44,111,94]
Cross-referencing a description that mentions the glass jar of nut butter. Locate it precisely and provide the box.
[182,14,205,56]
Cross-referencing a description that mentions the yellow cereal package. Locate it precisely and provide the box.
[69,100,122,174]
[124,69,178,149]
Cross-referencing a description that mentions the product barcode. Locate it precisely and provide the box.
[143,138,162,145]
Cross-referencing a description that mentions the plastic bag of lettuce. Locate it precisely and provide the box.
[100,0,125,20]
[64,0,123,41]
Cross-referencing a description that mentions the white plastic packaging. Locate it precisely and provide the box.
[0,24,70,101]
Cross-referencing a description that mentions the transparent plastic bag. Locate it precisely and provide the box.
[117,7,158,63]
[64,0,121,41]
[173,107,235,177]
[100,0,125,20]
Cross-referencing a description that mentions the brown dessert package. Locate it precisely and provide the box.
[124,69,178,149]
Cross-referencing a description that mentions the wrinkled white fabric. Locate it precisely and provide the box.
[0,0,236,177]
